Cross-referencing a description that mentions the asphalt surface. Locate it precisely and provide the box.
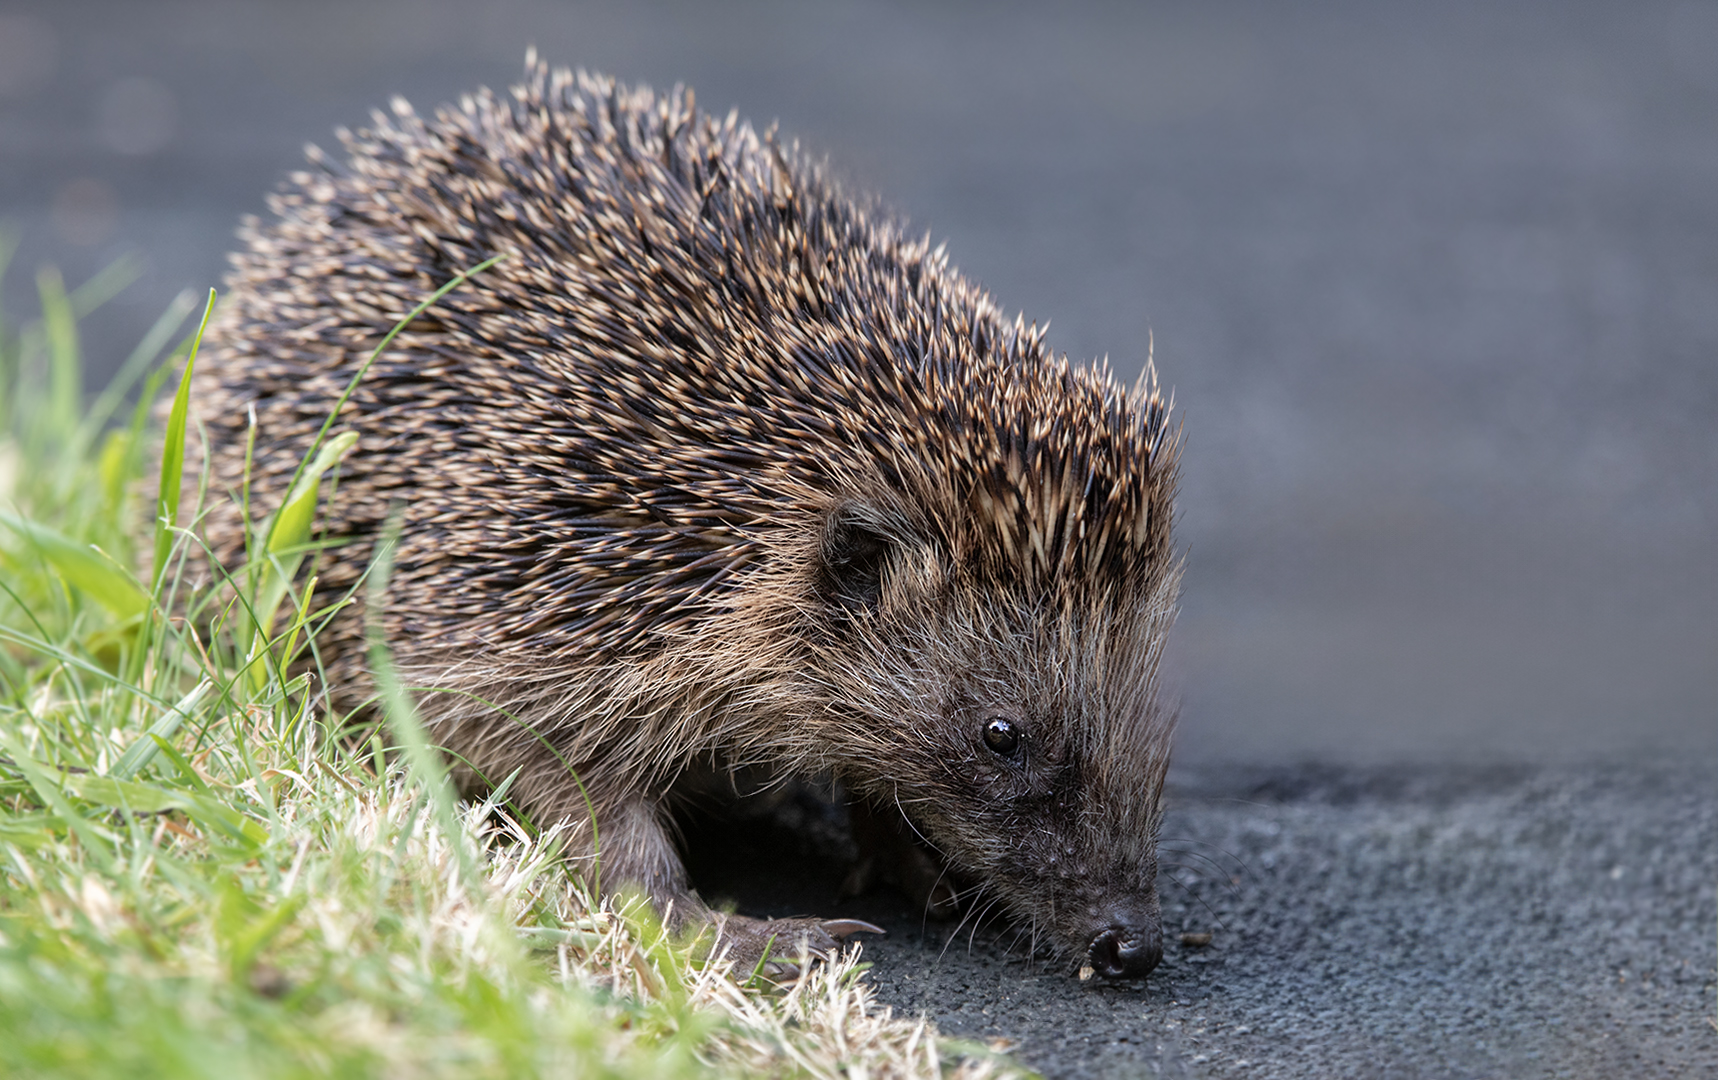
[689,765,1718,1078]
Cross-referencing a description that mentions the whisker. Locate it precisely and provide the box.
[920,860,957,938]
[1162,869,1230,933]
[936,893,988,964]
[1001,920,1037,965]
[1158,837,1251,879]
[1159,861,1243,903]
[965,896,1005,956]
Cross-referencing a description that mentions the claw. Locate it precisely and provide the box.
[818,918,885,939]
[708,914,880,979]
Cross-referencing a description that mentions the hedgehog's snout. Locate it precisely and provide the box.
[1084,905,1162,980]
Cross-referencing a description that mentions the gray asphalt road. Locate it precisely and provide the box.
[690,765,1718,1078]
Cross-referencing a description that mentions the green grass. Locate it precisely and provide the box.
[0,253,1022,1079]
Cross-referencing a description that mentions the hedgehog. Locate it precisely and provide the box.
[191,57,1181,981]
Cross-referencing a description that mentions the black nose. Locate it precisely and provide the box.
[1087,922,1163,979]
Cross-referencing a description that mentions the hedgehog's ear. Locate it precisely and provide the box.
[818,508,891,612]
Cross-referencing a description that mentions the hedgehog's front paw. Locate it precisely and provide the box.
[704,914,882,981]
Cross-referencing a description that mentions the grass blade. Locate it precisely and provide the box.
[152,288,217,591]
[108,679,211,780]
[0,728,116,871]
[365,520,482,894]
[62,771,268,847]
[241,430,357,690]
[267,431,360,562]
[36,267,80,442]
[66,253,142,320]
[77,286,199,449]
[0,230,16,421]
[0,509,148,620]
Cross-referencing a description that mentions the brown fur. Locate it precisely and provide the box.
[192,58,1180,974]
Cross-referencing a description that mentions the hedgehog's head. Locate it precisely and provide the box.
[789,358,1179,980]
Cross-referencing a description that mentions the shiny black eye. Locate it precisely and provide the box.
[982,717,1020,756]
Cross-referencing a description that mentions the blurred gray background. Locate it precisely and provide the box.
[2,0,1713,767]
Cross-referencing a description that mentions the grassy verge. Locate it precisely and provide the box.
[0,257,1021,1079]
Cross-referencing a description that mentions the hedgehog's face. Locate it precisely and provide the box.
[806,499,1176,980]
